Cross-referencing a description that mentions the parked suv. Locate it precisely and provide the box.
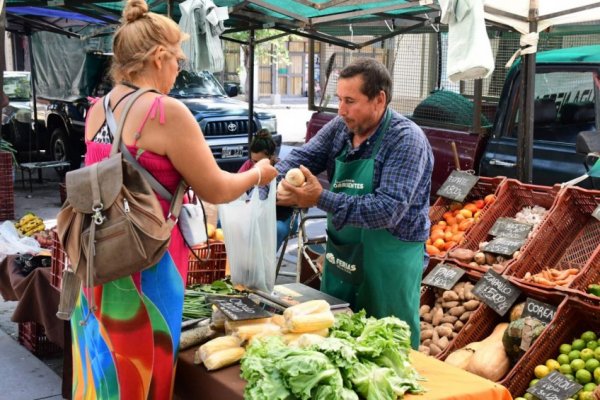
[1,71,33,153]
[27,51,279,171]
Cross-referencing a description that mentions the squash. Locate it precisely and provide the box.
[465,323,510,381]
[509,302,525,322]
[445,348,476,369]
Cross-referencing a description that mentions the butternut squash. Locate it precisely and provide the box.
[466,323,510,381]
[445,323,507,372]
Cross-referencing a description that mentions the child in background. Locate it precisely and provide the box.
[239,129,297,250]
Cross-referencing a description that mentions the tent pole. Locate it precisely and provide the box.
[308,39,315,111]
[517,0,538,183]
[248,29,255,146]
[27,30,39,163]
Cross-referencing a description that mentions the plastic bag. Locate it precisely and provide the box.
[218,181,276,293]
[0,221,41,255]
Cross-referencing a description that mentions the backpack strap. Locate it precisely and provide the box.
[108,88,186,224]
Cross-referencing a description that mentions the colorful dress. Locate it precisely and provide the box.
[71,95,188,399]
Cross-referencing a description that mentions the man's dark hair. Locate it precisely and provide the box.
[339,58,392,105]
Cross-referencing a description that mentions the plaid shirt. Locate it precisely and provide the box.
[276,109,433,242]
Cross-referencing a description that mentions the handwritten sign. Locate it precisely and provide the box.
[472,270,521,316]
[483,236,525,256]
[210,295,272,321]
[436,170,480,202]
[593,205,600,222]
[488,217,533,240]
[521,297,557,325]
[527,371,582,400]
[422,263,466,290]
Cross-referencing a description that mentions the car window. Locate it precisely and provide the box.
[3,74,31,101]
[170,70,226,97]
[506,71,596,144]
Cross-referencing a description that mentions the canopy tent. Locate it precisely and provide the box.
[3,0,600,180]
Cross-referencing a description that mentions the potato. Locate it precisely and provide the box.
[432,307,444,326]
[422,339,432,347]
[442,291,459,302]
[285,168,306,187]
[463,300,480,311]
[449,248,475,263]
[440,315,458,324]
[454,320,464,330]
[435,325,453,338]
[419,345,431,355]
[442,301,459,309]
[448,306,466,317]
[429,343,442,356]
[438,336,449,350]
[420,304,431,316]
[421,329,434,341]
[473,252,486,265]
[460,311,472,322]
[422,312,433,323]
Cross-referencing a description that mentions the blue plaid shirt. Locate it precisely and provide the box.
[276,109,433,242]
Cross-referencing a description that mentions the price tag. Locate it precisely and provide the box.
[210,295,272,321]
[592,205,600,222]
[472,270,521,316]
[488,217,533,240]
[436,170,480,202]
[527,371,582,400]
[483,236,525,256]
[422,263,466,290]
[521,297,557,325]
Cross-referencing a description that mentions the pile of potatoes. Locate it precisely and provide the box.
[419,281,481,357]
[448,246,518,273]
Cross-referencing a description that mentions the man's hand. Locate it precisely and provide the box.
[277,165,323,208]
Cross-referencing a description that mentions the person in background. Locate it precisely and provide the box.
[76,0,277,398]
[276,57,433,349]
[239,128,297,250]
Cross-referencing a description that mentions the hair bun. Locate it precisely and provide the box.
[256,128,271,139]
[123,0,149,23]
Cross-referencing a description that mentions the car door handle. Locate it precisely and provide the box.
[489,159,516,167]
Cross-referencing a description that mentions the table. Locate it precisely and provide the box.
[19,161,71,191]
[175,347,512,400]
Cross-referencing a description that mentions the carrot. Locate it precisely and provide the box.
[533,276,556,286]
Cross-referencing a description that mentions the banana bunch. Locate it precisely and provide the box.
[15,213,46,237]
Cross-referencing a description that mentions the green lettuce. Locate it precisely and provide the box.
[349,361,418,400]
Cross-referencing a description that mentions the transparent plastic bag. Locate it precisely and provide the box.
[0,221,41,255]
[218,181,276,293]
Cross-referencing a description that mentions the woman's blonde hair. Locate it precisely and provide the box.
[111,0,189,83]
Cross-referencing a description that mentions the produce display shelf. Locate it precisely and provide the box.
[449,179,561,275]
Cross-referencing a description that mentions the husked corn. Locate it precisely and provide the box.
[285,310,335,333]
[282,328,329,344]
[224,317,272,335]
[203,347,245,371]
[283,300,330,319]
[198,335,243,362]
[234,322,281,342]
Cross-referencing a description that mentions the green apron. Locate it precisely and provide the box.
[320,109,423,349]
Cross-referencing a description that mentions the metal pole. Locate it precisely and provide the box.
[27,30,38,163]
[472,79,483,135]
[308,39,315,111]
[167,0,173,18]
[517,0,538,183]
[248,29,255,145]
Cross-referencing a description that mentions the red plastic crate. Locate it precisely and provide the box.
[501,297,600,398]
[438,279,567,386]
[507,186,600,293]
[419,265,483,360]
[18,321,62,357]
[448,179,560,275]
[50,229,69,291]
[0,151,15,221]
[186,240,227,286]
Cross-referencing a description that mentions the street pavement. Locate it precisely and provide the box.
[0,95,325,399]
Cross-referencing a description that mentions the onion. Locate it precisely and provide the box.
[285,168,306,187]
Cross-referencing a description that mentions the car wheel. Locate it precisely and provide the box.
[50,128,78,170]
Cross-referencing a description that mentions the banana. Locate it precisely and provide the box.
[23,223,45,237]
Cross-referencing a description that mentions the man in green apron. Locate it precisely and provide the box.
[277,58,433,349]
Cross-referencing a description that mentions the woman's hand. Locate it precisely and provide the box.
[255,158,278,186]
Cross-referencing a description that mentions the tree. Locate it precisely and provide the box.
[224,29,294,97]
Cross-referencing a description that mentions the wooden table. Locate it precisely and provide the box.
[175,346,512,400]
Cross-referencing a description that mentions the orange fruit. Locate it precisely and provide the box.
[450,202,463,211]
[464,203,478,213]
[444,241,457,251]
[474,199,485,209]
[474,210,482,220]
[433,238,446,250]
[459,209,473,219]
[444,231,454,240]
[459,219,474,231]
[450,223,460,233]
[437,221,447,227]
[426,238,432,245]
[430,230,445,241]
[451,232,464,243]
[426,244,441,256]
[455,213,466,223]
[443,211,454,221]
[446,216,457,226]
[484,194,496,205]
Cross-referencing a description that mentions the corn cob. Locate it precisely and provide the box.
[203,347,245,371]
[281,328,329,344]
[198,335,243,361]
[285,310,335,333]
[283,299,330,319]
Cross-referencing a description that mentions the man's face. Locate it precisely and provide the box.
[336,75,384,137]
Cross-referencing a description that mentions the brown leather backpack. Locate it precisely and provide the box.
[56,89,185,292]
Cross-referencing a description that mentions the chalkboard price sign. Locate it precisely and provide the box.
[210,295,272,321]
[436,170,480,202]
[527,371,582,400]
[472,270,521,316]
[488,217,533,240]
[483,236,525,256]
[522,297,557,325]
[422,263,466,290]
